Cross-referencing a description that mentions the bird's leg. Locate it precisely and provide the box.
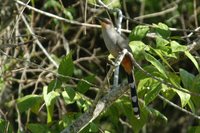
[111,49,129,89]
[113,65,119,88]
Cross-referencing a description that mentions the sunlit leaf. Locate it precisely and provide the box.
[129,25,149,41]
[185,51,200,72]
[144,52,168,78]
[174,89,190,107]
[129,41,149,59]
[62,88,76,104]
[63,9,73,20]
[156,36,169,48]
[188,99,195,113]
[153,23,171,38]
[170,41,187,52]
[153,49,174,71]
[43,87,60,123]
[144,82,161,105]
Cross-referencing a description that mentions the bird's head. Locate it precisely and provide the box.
[96,17,113,29]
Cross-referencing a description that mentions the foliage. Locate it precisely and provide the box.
[0,0,200,133]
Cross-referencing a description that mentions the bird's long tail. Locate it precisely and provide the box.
[127,73,140,119]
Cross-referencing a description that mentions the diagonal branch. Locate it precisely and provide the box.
[61,85,129,133]
[158,94,200,119]
[20,13,59,68]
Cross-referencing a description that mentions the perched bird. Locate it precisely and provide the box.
[97,17,140,119]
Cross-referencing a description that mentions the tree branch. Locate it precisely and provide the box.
[158,94,200,120]
[61,85,129,133]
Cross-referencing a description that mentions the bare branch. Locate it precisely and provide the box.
[158,94,200,120]
[134,5,178,20]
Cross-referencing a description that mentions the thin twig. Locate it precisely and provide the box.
[134,5,177,20]
[15,0,200,35]
[16,0,101,28]
[0,49,97,88]
[158,94,200,120]
[193,0,198,28]
[20,12,59,68]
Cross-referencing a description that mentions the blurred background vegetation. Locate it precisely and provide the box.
[0,0,200,133]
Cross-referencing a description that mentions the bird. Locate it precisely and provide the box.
[97,17,140,119]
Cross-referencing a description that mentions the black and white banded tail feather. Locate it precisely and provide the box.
[127,73,140,119]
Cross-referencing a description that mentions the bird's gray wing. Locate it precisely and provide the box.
[116,33,132,52]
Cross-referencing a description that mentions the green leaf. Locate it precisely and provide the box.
[146,107,168,123]
[154,23,171,38]
[144,52,167,78]
[174,88,190,107]
[0,119,13,133]
[129,25,149,41]
[192,74,200,91]
[48,79,62,92]
[62,113,78,127]
[27,123,49,133]
[170,41,187,52]
[164,71,190,108]
[190,75,200,112]
[156,36,169,48]
[105,104,120,126]
[89,122,98,132]
[168,71,181,88]
[188,126,200,133]
[155,37,172,57]
[179,68,195,89]
[44,0,61,9]
[185,51,200,72]
[0,77,5,92]
[77,75,95,94]
[62,88,76,104]
[63,9,73,20]
[17,95,42,113]
[44,91,60,107]
[58,52,74,78]
[160,84,176,105]
[76,98,91,111]
[153,49,174,71]
[188,99,195,113]
[43,87,60,123]
[129,41,149,60]
[144,82,161,105]
[137,78,152,93]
